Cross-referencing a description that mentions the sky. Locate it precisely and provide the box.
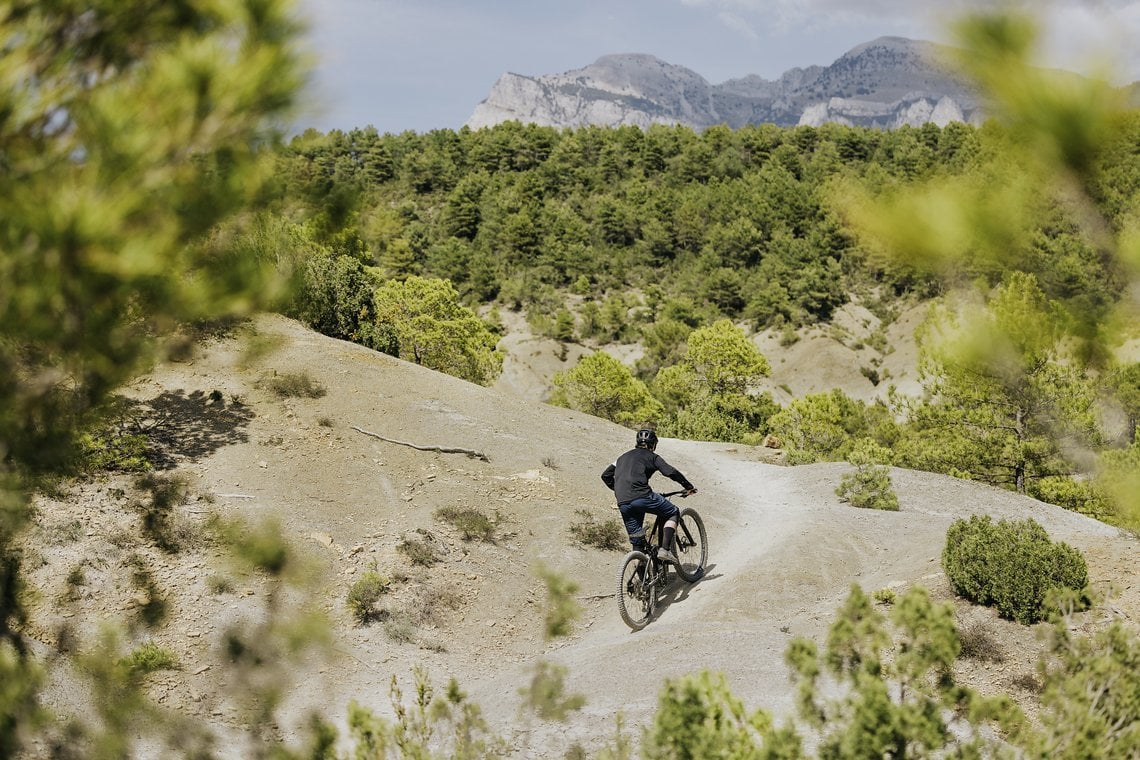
[291,0,1140,135]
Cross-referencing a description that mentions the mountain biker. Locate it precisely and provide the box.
[601,427,697,565]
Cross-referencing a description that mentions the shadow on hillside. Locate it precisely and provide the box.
[123,390,255,469]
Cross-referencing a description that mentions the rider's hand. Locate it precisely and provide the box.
[686,488,698,497]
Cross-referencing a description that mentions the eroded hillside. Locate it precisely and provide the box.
[20,315,1139,758]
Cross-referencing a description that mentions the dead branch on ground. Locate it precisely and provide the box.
[351,425,489,462]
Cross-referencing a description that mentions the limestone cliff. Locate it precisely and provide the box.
[466,37,983,130]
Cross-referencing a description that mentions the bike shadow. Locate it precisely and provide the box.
[653,562,720,617]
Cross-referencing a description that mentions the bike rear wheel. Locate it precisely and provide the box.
[673,507,707,582]
[617,551,655,630]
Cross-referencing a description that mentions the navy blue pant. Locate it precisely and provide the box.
[618,492,680,551]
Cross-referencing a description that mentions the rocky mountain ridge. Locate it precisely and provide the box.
[466,36,984,131]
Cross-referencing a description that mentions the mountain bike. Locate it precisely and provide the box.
[616,492,707,631]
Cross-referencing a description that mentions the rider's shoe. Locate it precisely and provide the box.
[656,547,679,565]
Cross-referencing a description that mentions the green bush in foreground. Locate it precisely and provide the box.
[942,515,1088,624]
[785,585,1023,758]
[1033,593,1140,758]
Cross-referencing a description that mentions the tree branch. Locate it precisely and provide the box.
[351,425,489,462]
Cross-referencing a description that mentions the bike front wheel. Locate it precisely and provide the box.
[673,507,707,582]
[617,551,655,630]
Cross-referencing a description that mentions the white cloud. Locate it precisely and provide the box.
[676,0,959,37]
[678,0,1140,78]
[716,11,760,39]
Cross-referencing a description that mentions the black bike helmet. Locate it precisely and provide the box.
[635,428,658,450]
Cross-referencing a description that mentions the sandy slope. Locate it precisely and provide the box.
[19,314,1139,759]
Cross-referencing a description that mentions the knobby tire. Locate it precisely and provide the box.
[672,507,707,582]
[617,551,654,630]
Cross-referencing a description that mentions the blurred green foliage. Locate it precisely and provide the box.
[645,671,800,759]
[1,1,309,755]
[786,585,1025,757]
[1033,592,1140,758]
[343,669,507,759]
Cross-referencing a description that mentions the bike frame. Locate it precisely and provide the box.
[647,490,693,552]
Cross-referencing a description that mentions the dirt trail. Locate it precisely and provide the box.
[449,445,1130,756]
[457,444,810,748]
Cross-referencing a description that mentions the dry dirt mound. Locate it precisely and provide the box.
[20,314,1139,758]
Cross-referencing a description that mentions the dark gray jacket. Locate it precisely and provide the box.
[601,447,694,505]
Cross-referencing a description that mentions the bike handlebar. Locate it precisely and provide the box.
[660,489,696,498]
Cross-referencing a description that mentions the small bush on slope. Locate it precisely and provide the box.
[347,570,391,625]
[569,509,627,551]
[835,439,899,511]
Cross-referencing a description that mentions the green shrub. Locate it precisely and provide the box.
[538,565,581,641]
[289,252,377,345]
[866,329,890,354]
[347,570,391,625]
[836,466,899,510]
[942,515,1089,624]
[836,440,899,511]
[568,509,626,551]
[1029,476,1112,518]
[647,671,790,758]
[121,641,181,676]
[550,351,664,427]
[782,585,1019,757]
[872,588,897,605]
[77,428,151,473]
[266,371,327,399]
[397,535,441,566]
[434,506,497,542]
[519,660,586,721]
[767,390,877,463]
[779,323,800,347]
[343,669,507,756]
